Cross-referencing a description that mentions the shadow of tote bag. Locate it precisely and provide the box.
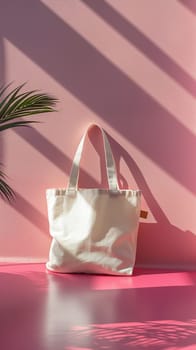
[46,124,142,275]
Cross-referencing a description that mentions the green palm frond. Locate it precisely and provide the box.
[0,83,58,200]
[0,83,57,132]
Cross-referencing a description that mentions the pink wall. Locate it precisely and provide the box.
[0,0,196,268]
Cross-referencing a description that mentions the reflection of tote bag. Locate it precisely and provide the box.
[46,124,142,275]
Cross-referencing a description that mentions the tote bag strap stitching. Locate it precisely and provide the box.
[67,124,119,192]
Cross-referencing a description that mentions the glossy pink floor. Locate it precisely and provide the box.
[0,264,196,350]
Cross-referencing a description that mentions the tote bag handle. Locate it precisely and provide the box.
[67,124,119,192]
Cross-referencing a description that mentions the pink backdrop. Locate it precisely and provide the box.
[0,0,196,268]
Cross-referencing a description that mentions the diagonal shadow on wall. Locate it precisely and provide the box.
[0,0,195,195]
[178,0,196,15]
[14,126,103,189]
[9,191,49,234]
[8,127,103,235]
[82,0,196,98]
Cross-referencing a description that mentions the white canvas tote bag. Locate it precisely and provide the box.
[46,124,142,275]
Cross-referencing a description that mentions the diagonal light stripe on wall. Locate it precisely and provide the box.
[53,0,196,135]
[81,0,196,97]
